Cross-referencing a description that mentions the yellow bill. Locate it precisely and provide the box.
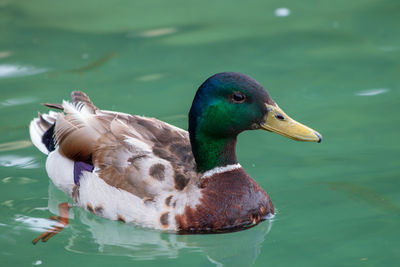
[261,104,322,143]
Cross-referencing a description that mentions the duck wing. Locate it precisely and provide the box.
[53,91,199,200]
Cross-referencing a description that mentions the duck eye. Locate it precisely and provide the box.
[275,114,285,120]
[232,92,246,103]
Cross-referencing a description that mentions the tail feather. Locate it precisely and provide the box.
[43,103,64,110]
[71,91,98,114]
[29,111,58,154]
[30,91,99,157]
[42,123,56,152]
[54,101,102,162]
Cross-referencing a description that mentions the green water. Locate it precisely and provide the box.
[1,0,399,266]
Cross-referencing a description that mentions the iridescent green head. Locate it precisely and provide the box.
[189,72,321,173]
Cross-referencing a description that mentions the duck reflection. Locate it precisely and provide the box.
[46,182,273,265]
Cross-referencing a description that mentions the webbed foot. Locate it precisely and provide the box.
[32,202,70,244]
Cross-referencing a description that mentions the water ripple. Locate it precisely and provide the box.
[0,51,13,59]
[15,214,62,232]
[275,8,291,17]
[0,155,39,169]
[0,140,32,152]
[1,98,37,107]
[139,27,177,38]
[0,64,47,78]
[356,88,389,96]
[137,73,163,82]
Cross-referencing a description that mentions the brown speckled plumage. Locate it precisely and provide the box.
[49,92,198,201]
[87,203,95,214]
[165,195,173,206]
[117,214,126,223]
[95,205,104,215]
[149,163,166,181]
[160,212,169,227]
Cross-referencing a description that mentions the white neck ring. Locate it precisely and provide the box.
[201,163,242,179]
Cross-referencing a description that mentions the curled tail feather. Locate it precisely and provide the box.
[71,91,98,114]
[43,91,98,112]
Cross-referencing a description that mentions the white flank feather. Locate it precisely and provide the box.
[45,149,186,230]
[45,149,75,196]
[78,171,166,229]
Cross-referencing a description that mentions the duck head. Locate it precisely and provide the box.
[189,72,321,173]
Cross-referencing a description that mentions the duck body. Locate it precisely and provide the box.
[30,72,320,233]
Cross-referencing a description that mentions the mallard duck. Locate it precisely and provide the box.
[29,72,321,242]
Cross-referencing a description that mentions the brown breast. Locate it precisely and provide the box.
[175,168,274,233]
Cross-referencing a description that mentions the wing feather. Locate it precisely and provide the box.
[48,91,199,200]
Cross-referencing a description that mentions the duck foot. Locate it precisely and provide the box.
[32,202,70,245]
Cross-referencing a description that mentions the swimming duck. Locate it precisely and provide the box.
[29,72,321,243]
